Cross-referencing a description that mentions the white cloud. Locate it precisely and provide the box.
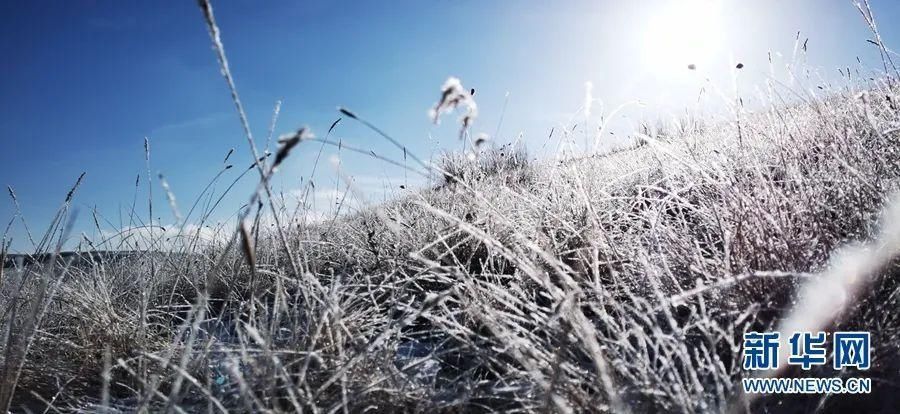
[92,222,226,252]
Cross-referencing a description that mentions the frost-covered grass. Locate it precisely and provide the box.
[3,1,900,413]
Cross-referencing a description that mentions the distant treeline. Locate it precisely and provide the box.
[2,251,148,269]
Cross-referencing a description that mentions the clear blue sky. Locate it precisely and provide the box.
[2,0,898,252]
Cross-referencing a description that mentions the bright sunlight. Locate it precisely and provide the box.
[642,0,725,74]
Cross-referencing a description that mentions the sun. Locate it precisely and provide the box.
[642,0,724,74]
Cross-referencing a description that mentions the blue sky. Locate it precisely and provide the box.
[2,0,899,252]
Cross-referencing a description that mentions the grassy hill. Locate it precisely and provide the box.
[3,1,900,411]
[3,79,900,412]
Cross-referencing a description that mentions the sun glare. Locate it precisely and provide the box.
[642,0,724,75]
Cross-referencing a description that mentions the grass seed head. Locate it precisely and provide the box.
[429,77,478,139]
[273,127,312,170]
